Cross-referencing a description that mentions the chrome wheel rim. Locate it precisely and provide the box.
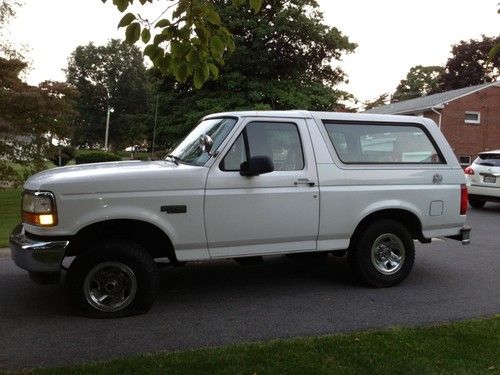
[370,233,405,275]
[83,262,137,313]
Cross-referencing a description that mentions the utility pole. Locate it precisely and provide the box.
[151,94,159,158]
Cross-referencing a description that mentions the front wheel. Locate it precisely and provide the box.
[66,240,159,318]
[348,220,415,288]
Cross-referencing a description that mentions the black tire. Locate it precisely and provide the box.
[66,240,159,318]
[348,220,415,288]
[468,197,486,209]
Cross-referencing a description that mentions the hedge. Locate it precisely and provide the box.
[75,151,122,164]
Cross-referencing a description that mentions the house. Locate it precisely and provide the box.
[364,81,500,165]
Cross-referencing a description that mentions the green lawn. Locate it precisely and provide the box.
[0,188,21,247]
[7,316,498,375]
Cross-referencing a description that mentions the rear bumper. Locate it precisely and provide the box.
[467,184,500,199]
[10,224,69,273]
[445,225,471,245]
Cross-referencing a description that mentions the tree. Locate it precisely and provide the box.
[1,1,77,186]
[150,0,356,148]
[363,93,389,111]
[392,65,444,102]
[439,35,500,91]
[103,0,265,88]
[66,40,153,150]
[0,57,78,185]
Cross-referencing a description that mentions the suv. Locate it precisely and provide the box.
[10,111,470,317]
[465,150,500,208]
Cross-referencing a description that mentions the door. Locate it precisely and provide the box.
[205,118,320,258]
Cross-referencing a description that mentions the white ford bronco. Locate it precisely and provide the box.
[10,111,470,317]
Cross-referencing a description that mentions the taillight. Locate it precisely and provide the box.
[460,184,468,215]
[464,166,474,175]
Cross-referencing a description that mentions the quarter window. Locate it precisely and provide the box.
[324,122,444,164]
[221,122,304,171]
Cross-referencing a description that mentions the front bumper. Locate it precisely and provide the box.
[445,225,471,245]
[10,224,69,273]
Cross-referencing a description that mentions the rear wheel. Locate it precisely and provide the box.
[66,240,159,318]
[348,220,415,287]
[468,197,486,208]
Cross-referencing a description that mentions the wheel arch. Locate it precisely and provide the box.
[349,209,425,249]
[65,219,178,263]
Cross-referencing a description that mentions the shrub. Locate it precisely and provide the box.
[48,146,76,167]
[75,151,122,164]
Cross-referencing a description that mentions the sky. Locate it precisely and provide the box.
[5,0,500,104]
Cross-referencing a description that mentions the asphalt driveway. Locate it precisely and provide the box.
[0,204,499,370]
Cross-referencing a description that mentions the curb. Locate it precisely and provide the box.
[0,248,11,259]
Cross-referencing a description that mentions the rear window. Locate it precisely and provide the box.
[323,122,444,164]
[475,153,500,167]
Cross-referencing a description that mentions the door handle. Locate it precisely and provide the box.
[294,178,315,187]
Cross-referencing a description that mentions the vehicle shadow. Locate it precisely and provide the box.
[156,254,361,303]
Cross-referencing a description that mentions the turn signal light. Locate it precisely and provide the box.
[22,212,57,226]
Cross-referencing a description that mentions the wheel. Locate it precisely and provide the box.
[348,220,415,288]
[66,240,159,318]
[468,197,485,208]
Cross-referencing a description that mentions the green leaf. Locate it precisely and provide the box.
[112,0,129,12]
[210,35,225,58]
[193,67,205,89]
[488,43,500,61]
[155,19,171,28]
[208,63,219,79]
[118,13,136,28]
[249,0,263,13]
[173,61,188,82]
[158,55,172,75]
[154,33,169,45]
[141,28,151,43]
[125,22,141,44]
[205,10,221,25]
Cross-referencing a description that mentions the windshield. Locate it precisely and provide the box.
[169,117,238,166]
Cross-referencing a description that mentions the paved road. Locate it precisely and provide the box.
[1,204,499,370]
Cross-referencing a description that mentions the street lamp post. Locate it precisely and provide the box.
[104,106,113,151]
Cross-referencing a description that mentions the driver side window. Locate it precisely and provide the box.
[220,121,304,172]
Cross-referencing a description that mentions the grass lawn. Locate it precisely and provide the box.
[7,316,498,375]
[0,188,21,247]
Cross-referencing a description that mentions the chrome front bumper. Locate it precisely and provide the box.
[10,224,69,273]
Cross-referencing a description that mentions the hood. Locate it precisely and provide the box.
[24,160,208,194]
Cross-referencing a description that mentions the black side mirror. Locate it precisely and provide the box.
[240,155,274,176]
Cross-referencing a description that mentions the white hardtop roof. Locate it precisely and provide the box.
[204,110,430,124]
[479,149,500,154]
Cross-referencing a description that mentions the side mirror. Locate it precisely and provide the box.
[199,134,214,153]
[240,155,274,176]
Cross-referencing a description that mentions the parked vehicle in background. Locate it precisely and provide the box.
[10,111,470,318]
[465,150,500,208]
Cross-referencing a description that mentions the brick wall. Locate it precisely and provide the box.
[422,86,500,164]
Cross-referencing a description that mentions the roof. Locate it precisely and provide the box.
[364,81,500,115]
[203,110,430,124]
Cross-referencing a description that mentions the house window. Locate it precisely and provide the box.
[458,155,471,166]
[464,111,480,124]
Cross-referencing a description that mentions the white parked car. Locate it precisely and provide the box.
[465,150,500,208]
[10,111,470,317]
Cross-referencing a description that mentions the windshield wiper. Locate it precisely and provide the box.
[166,154,180,165]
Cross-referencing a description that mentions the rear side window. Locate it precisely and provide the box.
[323,122,444,164]
[475,153,500,167]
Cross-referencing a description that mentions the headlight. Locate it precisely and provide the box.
[22,191,58,226]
